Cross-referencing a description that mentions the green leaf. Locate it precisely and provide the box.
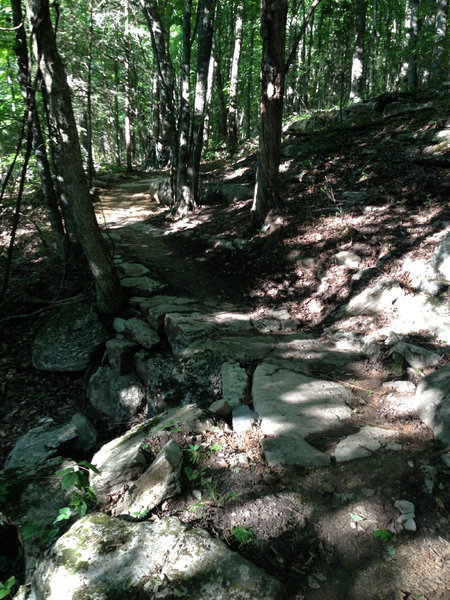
[350,513,365,522]
[210,443,222,452]
[386,546,397,556]
[77,461,100,474]
[21,522,41,540]
[53,507,73,523]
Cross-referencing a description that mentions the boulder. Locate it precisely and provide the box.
[415,365,450,444]
[232,405,259,433]
[28,514,284,600]
[334,250,362,269]
[393,341,441,369]
[88,367,145,421]
[90,405,213,503]
[4,414,96,470]
[32,302,107,372]
[343,279,405,316]
[431,232,450,282]
[134,353,184,415]
[113,440,183,517]
[165,312,217,355]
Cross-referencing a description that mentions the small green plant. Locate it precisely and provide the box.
[184,465,206,482]
[55,461,100,521]
[227,491,239,501]
[372,529,395,543]
[201,476,221,503]
[231,526,255,544]
[0,576,16,599]
[186,444,202,464]
[132,508,151,519]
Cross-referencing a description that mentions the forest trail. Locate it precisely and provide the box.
[90,168,450,600]
[96,174,236,302]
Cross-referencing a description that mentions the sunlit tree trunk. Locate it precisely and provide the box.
[124,0,133,173]
[226,0,243,155]
[251,0,287,228]
[350,0,367,102]
[213,49,228,140]
[86,0,95,186]
[25,0,125,316]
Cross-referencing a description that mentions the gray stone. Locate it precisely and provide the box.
[114,440,183,517]
[262,435,331,468]
[117,262,150,278]
[209,399,232,419]
[88,367,145,421]
[165,312,217,355]
[403,517,417,531]
[382,380,416,394]
[134,353,183,415]
[90,405,212,503]
[232,405,259,433]
[414,365,450,444]
[221,361,248,407]
[431,232,450,282]
[334,250,362,269]
[106,338,140,374]
[422,465,437,493]
[28,514,284,600]
[345,101,377,115]
[114,316,160,349]
[441,453,450,468]
[402,256,446,296]
[32,302,107,372]
[131,295,200,333]
[4,415,95,470]
[188,335,276,363]
[332,427,398,463]
[393,341,441,369]
[121,275,166,297]
[343,279,405,316]
[394,499,415,515]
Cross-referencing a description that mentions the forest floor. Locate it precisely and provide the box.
[1,100,450,599]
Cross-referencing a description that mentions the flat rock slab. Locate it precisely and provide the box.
[117,262,150,278]
[267,334,361,375]
[187,335,276,362]
[121,275,166,296]
[32,302,107,372]
[131,295,202,333]
[332,426,398,462]
[28,514,284,600]
[253,362,353,467]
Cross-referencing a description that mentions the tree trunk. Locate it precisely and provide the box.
[213,49,228,140]
[251,0,287,228]
[25,0,125,316]
[226,0,244,155]
[406,0,420,92]
[11,0,66,253]
[124,0,133,173]
[185,0,216,212]
[86,0,95,186]
[350,0,367,102]
[432,0,449,85]
[113,60,121,166]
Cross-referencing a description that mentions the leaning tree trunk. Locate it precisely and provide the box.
[11,0,66,253]
[25,0,125,316]
[251,0,287,228]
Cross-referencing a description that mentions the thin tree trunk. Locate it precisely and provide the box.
[124,0,133,173]
[245,24,255,138]
[432,0,448,85]
[25,0,125,316]
[406,0,420,92]
[251,0,288,228]
[113,60,121,166]
[226,0,244,155]
[176,0,192,210]
[86,0,95,186]
[186,0,216,211]
[214,49,228,139]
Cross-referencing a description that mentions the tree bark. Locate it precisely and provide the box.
[124,0,133,173]
[25,0,125,316]
[251,0,287,228]
[226,0,244,155]
[10,0,66,253]
[431,0,449,85]
[406,0,420,92]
